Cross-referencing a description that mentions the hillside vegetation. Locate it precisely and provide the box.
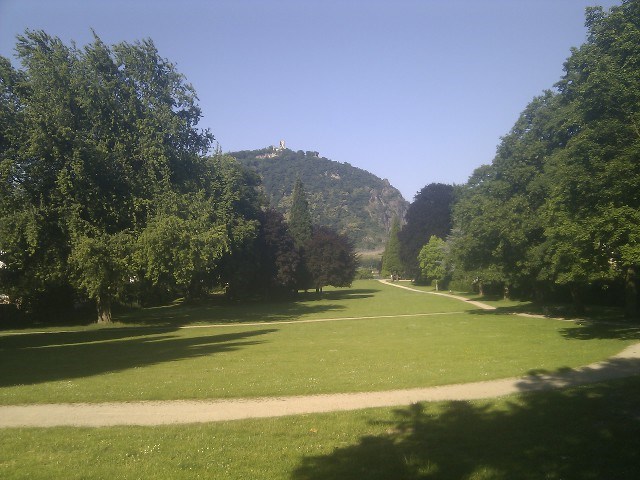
[231,147,408,250]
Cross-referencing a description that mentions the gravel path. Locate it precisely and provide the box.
[378,279,497,310]
[1,282,638,428]
[1,343,639,428]
[0,343,640,427]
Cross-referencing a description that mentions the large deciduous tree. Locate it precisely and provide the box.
[0,31,260,322]
[418,235,448,290]
[398,183,454,279]
[0,34,77,314]
[305,226,357,293]
[256,208,301,296]
[451,91,566,300]
[450,1,640,315]
[543,1,640,316]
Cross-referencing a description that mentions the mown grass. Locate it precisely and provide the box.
[407,282,636,322]
[2,280,640,479]
[1,377,639,479]
[0,280,638,404]
[0,280,469,332]
[113,279,473,326]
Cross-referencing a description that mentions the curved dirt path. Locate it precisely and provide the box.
[377,279,497,310]
[1,343,639,427]
[1,283,638,428]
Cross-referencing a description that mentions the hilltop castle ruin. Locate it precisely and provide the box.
[256,140,286,159]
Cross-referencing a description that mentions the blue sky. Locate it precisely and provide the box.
[0,0,621,200]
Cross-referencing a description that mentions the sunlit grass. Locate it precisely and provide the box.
[113,279,474,326]
[0,280,637,404]
[2,280,640,479]
[1,377,639,479]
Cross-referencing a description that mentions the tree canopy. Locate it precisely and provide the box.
[305,226,357,292]
[0,31,259,321]
[418,235,448,289]
[288,178,313,249]
[381,217,403,278]
[398,183,454,278]
[9,1,640,323]
[449,0,640,315]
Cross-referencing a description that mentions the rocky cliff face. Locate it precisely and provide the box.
[368,181,407,231]
[231,148,408,250]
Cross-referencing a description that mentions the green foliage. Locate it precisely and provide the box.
[417,235,447,288]
[399,183,454,278]
[305,226,358,292]
[0,31,260,322]
[381,217,403,277]
[135,156,262,299]
[136,202,227,294]
[232,148,408,249]
[356,267,374,280]
[544,1,640,290]
[244,208,300,297]
[450,91,564,296]
[68,231,134,322]
[288,178,312,248]
[450,1,640,315]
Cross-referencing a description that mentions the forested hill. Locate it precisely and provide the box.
[231,147,408,250]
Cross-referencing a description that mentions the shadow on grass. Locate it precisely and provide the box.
[517,356,640,388]
[0,286,380,387]
[0,328,277,387]
[464,304,640,346]
[114,288,380,327]
[300,289,380,302]
[559,323,640,341]
[463,298,633,324]
[292,376,640,480]
[461,299,553,317]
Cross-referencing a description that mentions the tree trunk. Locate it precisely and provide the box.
[478,281,484,297]
[503,284,510,301]
[625,265,639,320]
[570,283,585,316]
[96,295,112,323]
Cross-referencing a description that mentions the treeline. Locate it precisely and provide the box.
[386,1,640,318]
[0,31,355,324]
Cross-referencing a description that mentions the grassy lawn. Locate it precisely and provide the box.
[2,279,640,479]
[113,279,474,326]
[0,280,638,404]
[1,377,639,479]
[406,282,636,321]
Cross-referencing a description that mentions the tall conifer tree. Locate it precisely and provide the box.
[288,178,313,248]
[382,217,403,278]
